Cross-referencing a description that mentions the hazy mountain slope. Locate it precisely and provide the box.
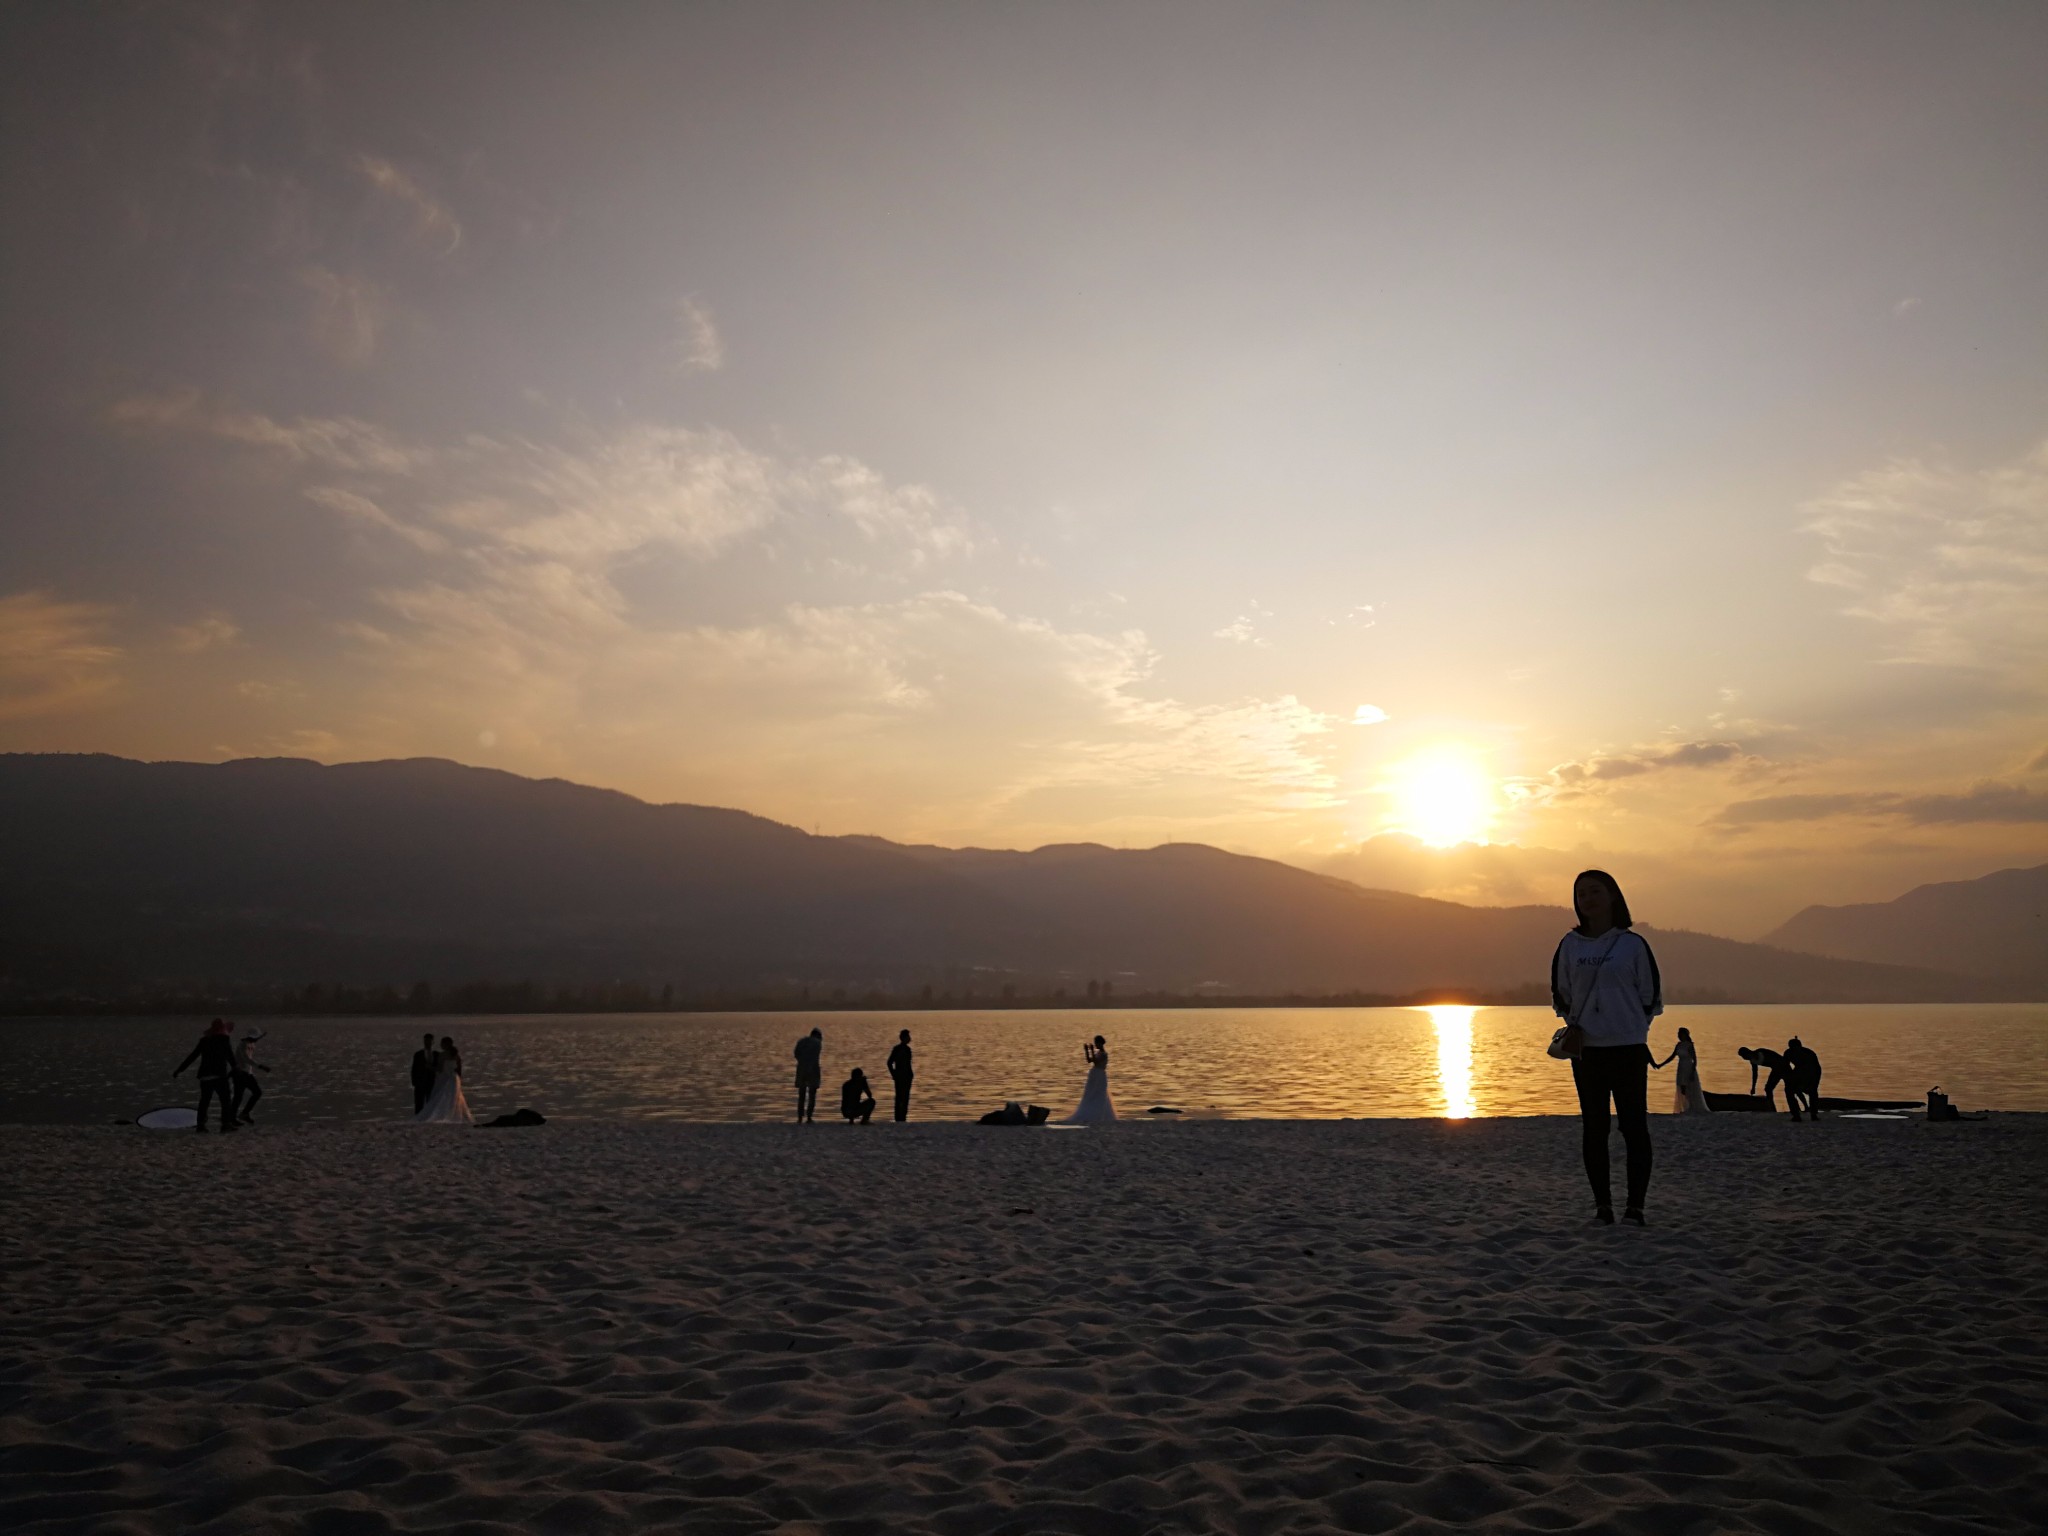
[0,754,1998,1000]
[1765,863,2048,984]
[842,837,1987,1001]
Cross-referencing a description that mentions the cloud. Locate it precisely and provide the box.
[354,155,462,257]
[116,393,971,570]
[1515,739,1754,804]
[674,297,724,373]
[1213,615,1268,647]
[1715,782,2048,827]
[1352,704,1389,726]
[298,266,386,366]
[1802,436,2048,672]
[113,393,1333,837]
[168,613,240,653]
[0,592,124,721]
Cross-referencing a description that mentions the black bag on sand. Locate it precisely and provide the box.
[979,1102,1053,1126]
[480,1108,548,1128]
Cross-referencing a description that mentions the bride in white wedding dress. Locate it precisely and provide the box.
[1063,1035,1117,1125]
[413,1036,475,1126]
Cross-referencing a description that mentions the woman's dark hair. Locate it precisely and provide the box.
[1094,1035,1106,1046]
[1572,869,1634,931]
[1676,1026,1692,1040]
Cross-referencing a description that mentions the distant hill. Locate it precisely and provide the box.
[0,753,2002,1003]
[1765,863,2048,987]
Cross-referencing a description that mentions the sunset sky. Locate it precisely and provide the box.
[4,2,2045,937]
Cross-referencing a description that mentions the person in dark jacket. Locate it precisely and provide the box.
[1783,1037,1823,1119]
[886,1029,914,1122]
[411,1032,438,1115]
[174,1019,240,1133]
[794,1028,823,1122]
[1739,1046,1796,1117]
[840,1068,876,1124]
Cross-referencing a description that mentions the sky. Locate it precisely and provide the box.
[3,0,2046,939]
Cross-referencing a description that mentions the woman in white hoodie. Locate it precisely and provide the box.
[1550,869,1663,1226]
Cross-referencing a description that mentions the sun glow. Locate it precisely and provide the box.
[1425,1004,1477,1119]
[1387,747,1496,847]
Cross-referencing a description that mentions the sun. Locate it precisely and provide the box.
[1387,747,1496,847]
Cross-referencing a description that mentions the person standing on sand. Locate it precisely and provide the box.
[413,1036,474,1125]
[886,1029,914,1122]
[1784,1037,1823,1119]
[1652,1026,1709,1115]
[173,1019,239,1134]
[1738,1046,1796,1117]
[229,1026,270,1125]
[411,1032,438,1116]
[1063,1035,1117,1124]
[794,1027,823,1122]
[1550,870,1662,1226]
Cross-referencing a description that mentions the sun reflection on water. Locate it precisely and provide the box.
[1425,1005,1478,1118]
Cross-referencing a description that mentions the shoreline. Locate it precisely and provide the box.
[6,1116,2045,1533]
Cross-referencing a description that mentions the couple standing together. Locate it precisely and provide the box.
[410,1033,473,1125]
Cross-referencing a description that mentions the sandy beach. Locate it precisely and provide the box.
[4,1115,2044,1535]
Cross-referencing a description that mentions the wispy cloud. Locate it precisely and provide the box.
[167,613,241,653]
[354,155,462,257]
[1715,782,2048,827]
[0,592,124,721]
[1803,435,2048,672]
[1513,739,1756,804]
[298,266,386,366]
[674,296,725,373]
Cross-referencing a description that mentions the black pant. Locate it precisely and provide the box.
[797,1082,818,1121]
[197,1076,237,1131]
[1571,1044,1652,1211]
[413,1079,433,1115]
[892,1077,912,1122]
[844,1100,874,1124]
[231,1070,262,1122]
[1787,1071,1821,1118]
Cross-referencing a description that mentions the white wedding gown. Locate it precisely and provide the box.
[1672,1042,1710,1115]
[1064,1054,1117,1125]
[414,1061,475,1125]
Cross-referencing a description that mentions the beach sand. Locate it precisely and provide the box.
[3,1115,2044,1535]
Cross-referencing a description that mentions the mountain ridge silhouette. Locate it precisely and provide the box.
[0,752,2013,1002]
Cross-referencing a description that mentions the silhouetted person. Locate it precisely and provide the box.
[840,1067,876,1124]
[230,1026,269,1125]
[886,1029,914,1122]
[411,1032,438,1116]
[1549,870,1662,1225]
[174,1018,239,1133]
[794,1027,823,1122]
[1784,1036,1823,1119]
[1739,1046,1795,1116]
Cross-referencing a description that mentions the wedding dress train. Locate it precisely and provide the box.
[1064,1057,1117,1125]
[414,1061,475,1125]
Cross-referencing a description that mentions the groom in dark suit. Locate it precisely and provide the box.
[411,1032,438,1115]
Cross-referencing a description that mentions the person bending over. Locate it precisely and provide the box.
[1738,1046,1796,1117]
[840,1068,876,1124]
[1783,1036,1823,1120]
[1550,869,1663,1226]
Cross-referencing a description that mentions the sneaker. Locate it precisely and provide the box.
[1622,1207,1646,1226]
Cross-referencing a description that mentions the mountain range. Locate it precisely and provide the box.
[0,753,2033,1003]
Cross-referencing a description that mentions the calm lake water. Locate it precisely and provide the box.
[3,1004,2044,1125]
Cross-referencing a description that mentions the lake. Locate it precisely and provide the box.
[3,1003,2043,1125]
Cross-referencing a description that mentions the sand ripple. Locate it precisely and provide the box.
[3,1116,2046,1533]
